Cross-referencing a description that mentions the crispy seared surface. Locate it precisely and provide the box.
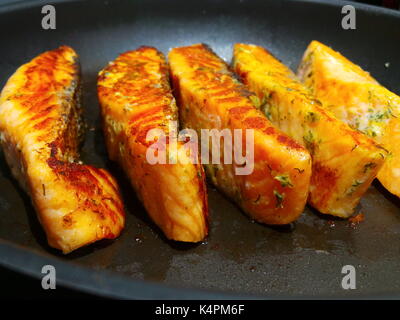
[98,47,208,242]
[169,44,311,225]
[233,43,385,217]
[0,46,125,253]
[298,40,400,198]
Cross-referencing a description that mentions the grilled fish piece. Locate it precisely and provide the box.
[169,44,311,225]
[0,46,125,253]
[233,43,385,217]
[298,40,400,198]
[97,47,208,242]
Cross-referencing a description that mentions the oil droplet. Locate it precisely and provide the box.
[328,220,336,228]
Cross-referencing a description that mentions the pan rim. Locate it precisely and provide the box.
[0,0,399,299]
[2,239,399,299]
[1,0,400,18]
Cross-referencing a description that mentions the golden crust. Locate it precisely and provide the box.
[98,46,208,242]
[233,43,385,217]
[0,46,125,253]
[169,44,311,225]
[298,40,400,198]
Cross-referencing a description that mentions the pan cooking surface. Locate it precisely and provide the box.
[0,0,400,298]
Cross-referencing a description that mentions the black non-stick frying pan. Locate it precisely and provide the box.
[0,0,400,299]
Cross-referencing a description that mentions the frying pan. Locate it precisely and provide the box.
[0,0,400,299]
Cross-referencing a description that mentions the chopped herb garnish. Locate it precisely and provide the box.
[273,190,285,208]
[264,109,272,120]
[294,167,305,174]
[249,95,261,108]
[365,125,379,138]
[376,145,390,154]
[250,93,272,117]
[305,111,319,123]
[348,180,364,196]
[368,110,390,122]
[363,162,377,173]
[303,130,317,155]
[274,174,293,188]
[352,180,363,188]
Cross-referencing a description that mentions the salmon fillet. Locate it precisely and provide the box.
[0,46,125,253]
[169,44,311,225]
[233,43,385,217]
[97,46,208,242]
[298,40,400,198]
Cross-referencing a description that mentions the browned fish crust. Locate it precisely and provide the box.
[298,40,400,199]
[233,43,385,218]
[98,46,208,242]
[169,44,312,225]
[0,46,125,253]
